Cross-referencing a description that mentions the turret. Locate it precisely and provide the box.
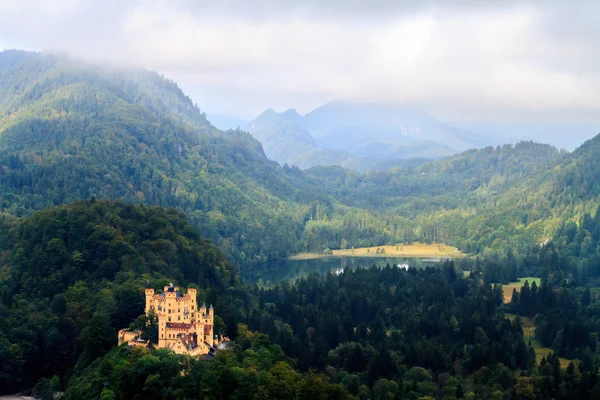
[145,288,155,313]
[209,304,214,320]
[187,288,198,321]
[158,316,167,348]
[200,303,207,315]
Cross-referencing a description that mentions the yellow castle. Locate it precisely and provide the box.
[118,283,227,356]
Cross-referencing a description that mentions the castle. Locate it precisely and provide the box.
[118,283,227,356]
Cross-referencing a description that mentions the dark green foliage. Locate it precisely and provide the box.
[0,50,323,267]
[241,263,535,398]
[63,325,349,400]
[4,49,600,399]
[2,50,600,270]
[0,200,240,393]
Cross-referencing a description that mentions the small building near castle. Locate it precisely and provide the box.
[118,283,228,356]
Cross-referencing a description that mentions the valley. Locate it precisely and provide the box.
[0,49,600,399]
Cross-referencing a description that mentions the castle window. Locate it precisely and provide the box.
[192,306,195,310]
[158,306,162,311]
[178,316,181,321]
[168,317,171,322]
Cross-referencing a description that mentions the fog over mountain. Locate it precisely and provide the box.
[0,0,599,150]
[242,102,494,170]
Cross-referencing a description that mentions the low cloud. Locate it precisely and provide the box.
[0,0,598,121]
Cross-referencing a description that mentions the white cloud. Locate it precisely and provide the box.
[0,0,598,121]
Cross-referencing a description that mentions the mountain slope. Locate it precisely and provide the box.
[0,50,325,265]
[246,101,490,171]
[305,101,489,153]
[247,107,429,171]
[305,141,571,254]
[1,50,599,267]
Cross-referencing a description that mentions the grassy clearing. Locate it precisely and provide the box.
[290,243,462,260]
[494,277,541,303]
[505,313,573,368]
[516,277,542,286]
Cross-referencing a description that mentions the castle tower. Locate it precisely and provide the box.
[145,288,155,313]
[207,304,214,347]
[188,288,197,322]
[158,314,167,348]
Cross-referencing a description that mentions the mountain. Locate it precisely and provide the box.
[0,50,430,265]
[0,50,327,266]
[246,101,490,171]
[1,50,599,270]
[305,101,488,154]
[247,108,350,168]
[246,107,429,171]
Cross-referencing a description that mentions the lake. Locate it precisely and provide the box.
[240,256,452,285]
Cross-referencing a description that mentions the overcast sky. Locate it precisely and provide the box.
[0,0,598,142]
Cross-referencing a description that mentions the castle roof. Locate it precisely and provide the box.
[166,322,194,330]
[178,333,198,350]
[204,324,212,335]
[159,288,184,298]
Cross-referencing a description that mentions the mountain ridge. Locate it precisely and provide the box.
[1,50,600,267]
[245,101,491,171]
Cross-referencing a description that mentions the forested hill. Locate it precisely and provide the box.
[0,200,244,392]
[554,133,600,201]
[1,50,599,265]
[0,50,336,266]
[304,139,600,256]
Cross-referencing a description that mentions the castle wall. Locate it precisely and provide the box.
[123,285,218,357]
[118,329,141,346]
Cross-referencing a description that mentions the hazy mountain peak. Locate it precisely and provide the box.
[281,108,301,117]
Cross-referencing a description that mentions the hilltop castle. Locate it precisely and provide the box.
[118,283,227,356]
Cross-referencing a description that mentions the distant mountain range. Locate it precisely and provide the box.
[210,102,492,171]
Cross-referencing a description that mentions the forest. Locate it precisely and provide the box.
[2,50,600,399]
[2,200,600,399]
[1,50,599,271]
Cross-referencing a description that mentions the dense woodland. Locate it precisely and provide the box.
[2,50,600,399]
[2,200,600,399]
[1,50,599,270]
[0,201,245,392]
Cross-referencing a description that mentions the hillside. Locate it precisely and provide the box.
[0,50,481,264]
[0,50,340,266]
[0,200,243,393]
[305,141,575,255]
[1,50,600,267]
